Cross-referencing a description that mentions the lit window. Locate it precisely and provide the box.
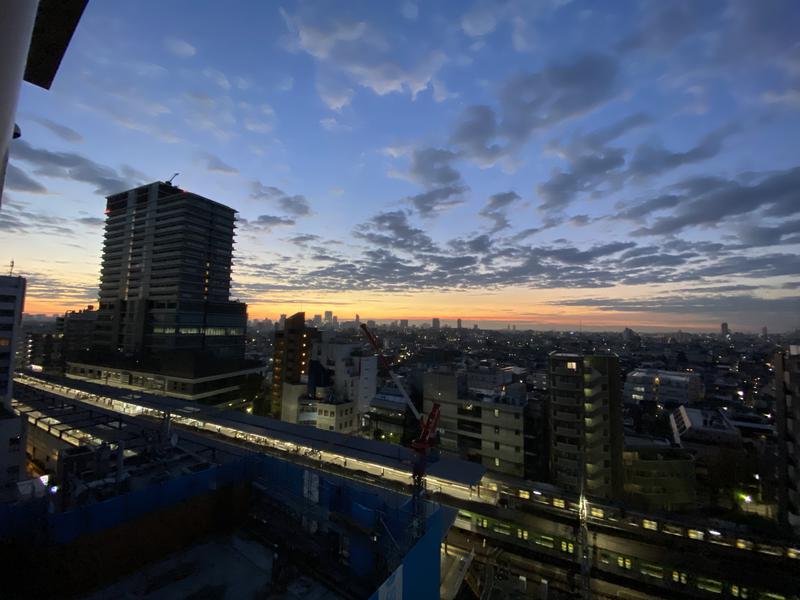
[494,457,500,467]
[494,408,500,417]
[643,519,658,531]
[553,498,565,509]
[567,361,577,371]
[518,490,530,500]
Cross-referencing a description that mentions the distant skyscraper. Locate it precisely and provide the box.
[775,346,800,532]
[324,310,333,324]
[721,322,729,337]
[399,319,408,330]
[313,314,322,327]
[457,318,462,330]
[270,312,315,418]
[431,317,440,330]
[762,326,768,339]
[549,352,623,501]
[92,181,246,358]
[0,276,26,488]
[355,314,360,328]
[279,314,287,329]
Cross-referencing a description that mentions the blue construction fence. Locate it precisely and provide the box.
[0,453,449,598]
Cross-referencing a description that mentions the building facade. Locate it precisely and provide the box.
[423,368,527,477]
[623,368,704,407]
[93,181,246,359]
[548,353,623,501]
[269,312,316,418]
[775,346,800,532]
[0,276,26,489]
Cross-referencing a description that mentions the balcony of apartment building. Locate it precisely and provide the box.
[550,376,582,391]
[553,408,579,422]
[552,394,582,409]
[554,438,579,455]
[583,400,608,420]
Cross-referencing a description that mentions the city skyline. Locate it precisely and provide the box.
[1,1,799,332]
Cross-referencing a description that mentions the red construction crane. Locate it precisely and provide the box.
[360,323,440,538]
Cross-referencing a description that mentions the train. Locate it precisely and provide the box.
[452,506,797,600]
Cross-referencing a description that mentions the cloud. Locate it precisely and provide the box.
[407,147,461,187]
[401,2,418,20]
[4,163,47,193]
[461,2,499,37]
[553,293,800,327]
[76,217,104,226]
[479,191,521,232]
[320,117,352,132]
[202,68,231,90]
[200,153,238,174]
[354,210,437,254]
[239,214,296,232]
[164,37,196,58]
[317,76,355,111]
[451,53,620,165]
[631,166,800,237]
[30,117,83,142]
[627,125,737,179]
[408,185,467,217]
[281,9,446,104]
[10,139,145,195]
[251,181,311,217]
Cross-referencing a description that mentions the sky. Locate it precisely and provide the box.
[1,0,799,332]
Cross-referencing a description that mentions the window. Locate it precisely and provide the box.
[696,578,722,594]
[494,457,500,467]
[643,519,658,531]
[672,571,687,584]
[494,408,500,417]
[567,361,577,371]
[494,426,500,434]
[494,442,500,450]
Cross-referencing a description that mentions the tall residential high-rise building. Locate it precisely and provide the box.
[431,317,440,330]
[548,352,623,501]
[66,182,260,404]
[313,314,322,327]
[762,326,768,339]
[92,181,246,359]
[399,319,408,330]
[775,346,800,532]
[324,310,333,324]
[457,318,462,330]
[269,312,317,418]
[0,276,26,488]
[721,322,729,337]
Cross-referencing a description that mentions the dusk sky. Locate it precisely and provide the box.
[1,0,799,332]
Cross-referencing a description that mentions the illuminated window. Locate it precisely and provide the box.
[590,507,604,518]
[688,529,704,540]
[494,457,500,467]
[567,361,577,371]
[494,408,500,417]
[553,498,565,509]
[518,490,530,500]
[643,519,658,531]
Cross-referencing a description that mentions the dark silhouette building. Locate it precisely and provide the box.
[66,182,260,404]
[269,312,317,418]
[548,352,623,501]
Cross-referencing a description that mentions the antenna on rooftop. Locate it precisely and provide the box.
[8,260,13,276]
[166,172,179,185]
